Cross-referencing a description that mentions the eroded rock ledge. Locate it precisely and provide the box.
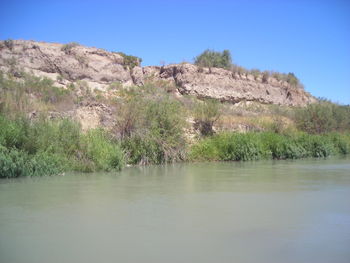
[0,40,315,106]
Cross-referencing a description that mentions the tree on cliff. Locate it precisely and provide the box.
[194,49,232,69]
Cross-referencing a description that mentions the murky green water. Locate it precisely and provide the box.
[1,157,350,263]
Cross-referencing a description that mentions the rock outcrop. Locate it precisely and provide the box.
[0,40,315,106]
[140,64,315,106]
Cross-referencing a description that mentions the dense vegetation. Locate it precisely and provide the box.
[190,132,350,162]
[0,74,188,177]
[0,67,349,178]
[115,85,187,165]
[295,99,350,134]
[0,115,124,177]
[195,49,232,69]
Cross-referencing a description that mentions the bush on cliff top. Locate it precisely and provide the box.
[194,49,232,69]
[115,52,142,69]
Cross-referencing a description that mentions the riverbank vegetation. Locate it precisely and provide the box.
[189,132,350,162]
[0,115,124,177]
[0,70,349,178]
[115,85,187,165]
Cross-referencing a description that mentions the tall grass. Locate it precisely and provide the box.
[189,131,350,162]
[80,129,124,172]
[0,146,65,178]
[0,71,72,115]
[0,115,124,178]
[214,133,265,161]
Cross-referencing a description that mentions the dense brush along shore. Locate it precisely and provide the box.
[1,109,349,177]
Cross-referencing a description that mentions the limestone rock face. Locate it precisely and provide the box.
[0,40,133,90]
[131,66,144,85]
[142,63,316,106]
[0,40,315,106]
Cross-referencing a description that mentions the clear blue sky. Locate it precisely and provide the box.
[1,0,349,104]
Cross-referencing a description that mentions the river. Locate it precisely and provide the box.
[1,157,350,263]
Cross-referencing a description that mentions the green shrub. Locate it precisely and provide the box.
[81,129,124,171]
[310,137,334,157]
[190,132,266,162]
[0,146,64,178]
[122,135,162,165]
[295,100,350,134]
[296,101,334,134]
[146,98,186,161]
[188,137,219,161]
[29,152,66,176]
[194,99,221,136]
[121,97,186,165]
[23,74,71,103]
[261,132,307,159]
[190,131,349,162]
[216,133,265,161]
[325,133,350,155]
[0,114,124,176]
[0,146,31,178]
[285,72,299,86]
[116,86,187,165]
[23,118,81,155]
[295,134,334,158]
[114,91,147,139]
[0,115,29,149]
[115,52,142,69]
[0,73,29,114]
[194,49,232,69]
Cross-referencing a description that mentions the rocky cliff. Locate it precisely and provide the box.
[0,40,315,106]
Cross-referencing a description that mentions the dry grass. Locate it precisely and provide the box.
[216,112,297,134]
